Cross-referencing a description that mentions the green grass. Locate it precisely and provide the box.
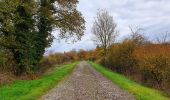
[0,62,78,100]
[89,62,169,100]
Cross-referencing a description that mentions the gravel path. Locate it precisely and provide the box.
[41,61,136,100]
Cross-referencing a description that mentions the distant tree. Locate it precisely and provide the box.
[155,32,170,44]
[92,10,118,65]
[129,26,149,45]
[78,49,86,60]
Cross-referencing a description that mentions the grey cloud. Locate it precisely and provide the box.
[47,0,170,53]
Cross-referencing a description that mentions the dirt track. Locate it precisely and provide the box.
[41,61,135,100]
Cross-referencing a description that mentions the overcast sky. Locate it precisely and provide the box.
[46,0,170,53]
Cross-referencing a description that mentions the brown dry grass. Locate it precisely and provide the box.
[0,72,16,86]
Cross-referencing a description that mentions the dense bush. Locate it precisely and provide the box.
[38,53,66,74]
[91,47,104,63]
[0,48,16,72]
[0,48,17,85]
[105,42,170,94]
[38,51,80,74]
[106,40,137,74]
[134,45,170,88]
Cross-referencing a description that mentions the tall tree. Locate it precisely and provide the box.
[36,0,85,65]
[0,0,37,75]
[92,10,117,65]
[0,0,85,75]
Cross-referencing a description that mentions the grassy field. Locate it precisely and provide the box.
[0,62,78,100]
[89,62,169,100]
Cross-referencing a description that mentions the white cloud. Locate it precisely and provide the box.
[47,0,170,53]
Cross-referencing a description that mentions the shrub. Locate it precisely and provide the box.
[105,39,170,94]
[134,45,170,88]
[106,40,137,74]
[0,48,16,72]
[0,48,16,85]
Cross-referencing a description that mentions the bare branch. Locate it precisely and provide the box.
[155,32,170,44]
[92,10,118,48]
[129,26,147,45]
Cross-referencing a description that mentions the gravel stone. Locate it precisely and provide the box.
[41,61,136,100]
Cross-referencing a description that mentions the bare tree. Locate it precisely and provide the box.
[129,26,148,45]
[92,10,118,64]
[155,32,170,44]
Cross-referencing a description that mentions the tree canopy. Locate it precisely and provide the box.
[0,0,85,75]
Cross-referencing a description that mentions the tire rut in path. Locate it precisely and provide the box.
[41,61,136,100]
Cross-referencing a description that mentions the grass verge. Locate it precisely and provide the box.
[0,62,78,100]
[89,62,169,100]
